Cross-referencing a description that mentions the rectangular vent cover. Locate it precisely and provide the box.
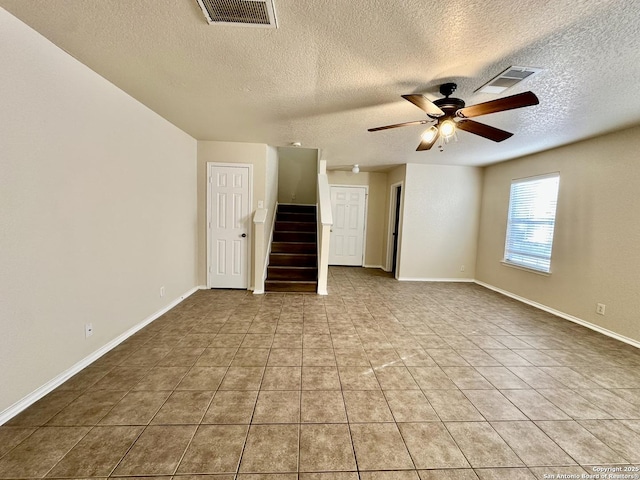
[196,0,277,28]
[476,66,543,94]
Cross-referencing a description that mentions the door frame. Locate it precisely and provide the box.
[328,184,369,266]
[386,181,403,277]
[206,162,253,289]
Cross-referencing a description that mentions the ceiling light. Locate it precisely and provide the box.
[439,120,456,138]
[291,142,302,147]
[421,126,438,143]
[352,164,360,174]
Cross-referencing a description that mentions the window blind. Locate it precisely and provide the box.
[504,173,560,273]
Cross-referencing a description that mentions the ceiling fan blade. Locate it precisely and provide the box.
[456,91,539,118]
[416,131,440,151]
[368,120,431,132]
[456,119,513,142]
[401,94,445,116]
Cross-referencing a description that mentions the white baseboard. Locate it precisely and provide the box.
[0,285,201,426]
[397,277,476,282]
[475,280,640,350]
[363,264,384,269]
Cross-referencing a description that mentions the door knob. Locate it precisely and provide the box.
[241,233,247,238]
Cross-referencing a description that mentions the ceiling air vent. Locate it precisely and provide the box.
[476,66,543,94]
[196,0,278,28]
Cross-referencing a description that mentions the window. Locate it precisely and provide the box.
[504,173,560,273]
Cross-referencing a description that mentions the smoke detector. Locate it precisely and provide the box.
[476,66,543,94]
[196,0,278,28]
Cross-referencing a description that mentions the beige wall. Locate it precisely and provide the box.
[327,171,387,268]
[476,126,640,343]
[0,10,198,415]
[398,164,482,280]
[197,141,277,288]
[277,147,317,204]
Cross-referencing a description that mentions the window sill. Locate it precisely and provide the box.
[501,261,551,276]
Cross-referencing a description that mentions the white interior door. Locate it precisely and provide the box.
[329,186,367,266]
[208,164,251,288]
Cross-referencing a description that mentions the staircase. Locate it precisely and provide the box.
[265,204,318,293]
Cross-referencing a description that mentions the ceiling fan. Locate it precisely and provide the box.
[368,83,539,151]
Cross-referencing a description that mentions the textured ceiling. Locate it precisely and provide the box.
[2,0,640,168]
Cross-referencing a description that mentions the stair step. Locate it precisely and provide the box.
[273,231,316,243]
[277,212,316,223]
[269,252,317,266]
[265,279,317,293]
[271,242,317,254]
[275,221,316,232]
[267,265,317,281]
[277,204,316,214]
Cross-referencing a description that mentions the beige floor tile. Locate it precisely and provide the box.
[219,367,265,390]
[176,366,227,390]
[176,424,248,474]
[419,469,479,480]
[195,347,238,367]
[508,367,567,389]
[537,388,612,419]
[578,419,640,462]
[301,390,348,423]
[302,366,341,390]
[535,420,627,464]
[528,466,589,480]
[239,424,299,473]
[490,421,576,466]
[90,366,151,390]
[132,366,189,390]
[484,350,532,367]
[151,390,215,424]
[574,389,640,419]
[267,348,303,366]
[361,471,420,479]
[261,366,302,390]
[474,367,531,389]
[47,389,127,426]
[408,367,457,389]
[445,422,524,468]
[0,427,36,458]
[442,367,495,390]
[500,389,570,420]
[462,390,527,421]
[399,422,469,469]
[334,348,370,366]
[99,390,170,425]
[457,350,502,367]
[46,425,143,477]
[375,366,420,390]
[0,426,89,478]
[6,391,81,427]
[339,366,381,390]
[474,468,537,479]
[240,474,298,480]
[426,349,470,367]
[424,390,484,421]
[231,348,271,366]
[343,390,394,422]
[272,334,303,349]
[112,425,196,476]
[303,348,337,366]
[384,390,439,422]
[299,423,356,471]
[350,423,415,470]
[253,391,300,423]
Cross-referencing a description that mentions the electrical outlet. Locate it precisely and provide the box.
[596,303,606,315]
[460,265,465,272]
[85,323,93,338]
[160,286,165,297]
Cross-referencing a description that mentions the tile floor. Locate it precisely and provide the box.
[2,267,640,479]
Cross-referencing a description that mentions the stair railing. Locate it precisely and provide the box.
[317,172,333,295]
[253,207,268,294]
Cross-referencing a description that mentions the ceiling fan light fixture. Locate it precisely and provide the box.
[439,120,456,138]
[421,126,438,143]
[352,164,360,174]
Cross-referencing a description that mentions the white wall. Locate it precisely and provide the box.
[277,147,317,204]
[397,164,482,280]
[476,126,640,344]
[0,9,198,416]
